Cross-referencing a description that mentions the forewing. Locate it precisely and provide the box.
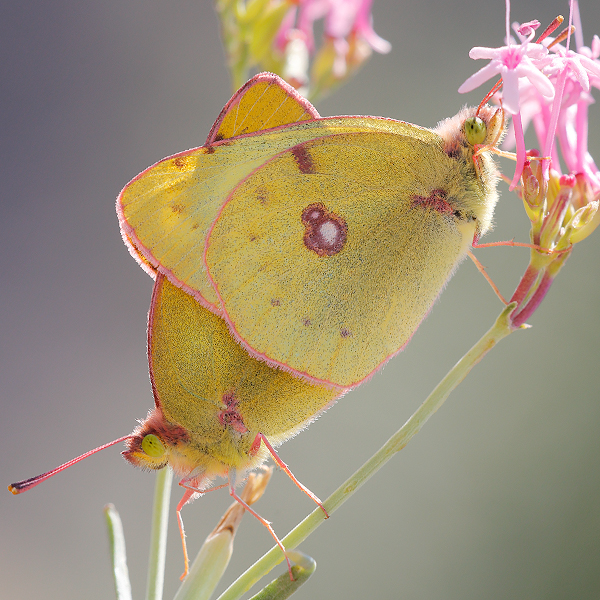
[117,73,320,311]
[206,131,472,388]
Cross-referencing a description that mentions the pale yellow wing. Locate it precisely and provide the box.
[205,129,478,388]
[117,72,320,310]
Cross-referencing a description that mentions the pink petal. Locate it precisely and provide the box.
[501,67,521,113]
[458,60,501,93]
[517,20,540,38]
[468,45,504,60]
[509,111,527,190]
[579,53,600,81]
[353,0,390,52]
[274,7,298,52]
[592,35,600,59]
[524,42,550,60]
[359,27,391,53]
[517,61,555,98]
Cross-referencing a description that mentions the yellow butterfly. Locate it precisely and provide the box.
[118,73,504,389]
[10,272,340,577]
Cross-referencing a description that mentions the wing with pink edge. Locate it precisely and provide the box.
[116,73,320,311]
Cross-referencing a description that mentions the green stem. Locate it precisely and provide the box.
[216,303,516,600]
[145,467,173,600]
[247,551,316,600]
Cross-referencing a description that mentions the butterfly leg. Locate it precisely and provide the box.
[249,433,329,518]
[175,487,196,580]
[228,468,295,580]
[467,250,508,304]
[176,478,229,579]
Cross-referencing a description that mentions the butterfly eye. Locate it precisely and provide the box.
[141,434,166,458]
[464,116,487,145]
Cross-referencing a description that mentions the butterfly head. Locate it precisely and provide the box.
[122,407,190,472]
[433,105,506,238]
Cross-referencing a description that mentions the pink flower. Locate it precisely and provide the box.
[510,3,600,193]
[276,0,390,77]
[544,44,600,95]
[458,37,553,115]
[457,17,556,189]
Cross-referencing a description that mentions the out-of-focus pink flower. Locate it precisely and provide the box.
[277,0,390,78]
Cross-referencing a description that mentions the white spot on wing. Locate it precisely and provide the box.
[319,221,339,245]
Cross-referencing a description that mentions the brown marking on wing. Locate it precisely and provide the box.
[173,156,188,169]
[292,144,315,174]
[410,189,453,214]
[256,185,268,205]
[301,202,347,257]
[218,391,248,434]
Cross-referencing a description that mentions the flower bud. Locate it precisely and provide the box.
[566,200,600,244]
[521,161,544,224]
[540,183,572,250]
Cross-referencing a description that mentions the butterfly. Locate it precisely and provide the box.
[10,273,341,577]
[118,72,505,390]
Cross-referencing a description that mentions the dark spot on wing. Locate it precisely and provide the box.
[271,298,281,306]
[256,186,268,205]
[301,203,347,257]
[217,391,248,434]
[292,144,315,174]
[340,328,352,338]
[410,189,453,214]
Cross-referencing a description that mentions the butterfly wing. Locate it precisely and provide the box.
[117,73,321,311]
[205,126,478,388]
[148,274,340,472]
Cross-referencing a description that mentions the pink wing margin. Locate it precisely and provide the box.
[116,72,321,315]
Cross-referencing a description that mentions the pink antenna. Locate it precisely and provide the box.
[8,435,133,494]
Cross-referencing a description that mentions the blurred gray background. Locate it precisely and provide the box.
[2,1,599,599]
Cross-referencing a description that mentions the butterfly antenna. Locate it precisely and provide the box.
[8,435,133,494]
[477,78,504,116]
